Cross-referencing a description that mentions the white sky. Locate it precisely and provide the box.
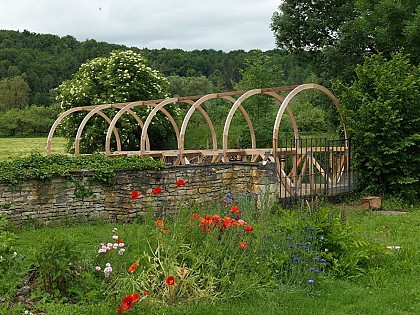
[0,0,280,51]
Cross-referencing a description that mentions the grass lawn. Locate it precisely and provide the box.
[2,202,419,315]
[0,137,67,161]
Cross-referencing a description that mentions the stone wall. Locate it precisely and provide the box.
[0,162,279,225]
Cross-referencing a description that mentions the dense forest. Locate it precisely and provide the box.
[0,30,311,108]
[0,29,314,136]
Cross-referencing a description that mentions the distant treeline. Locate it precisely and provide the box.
[0,29,309,109]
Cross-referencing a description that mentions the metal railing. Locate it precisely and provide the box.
[276,138,354,205]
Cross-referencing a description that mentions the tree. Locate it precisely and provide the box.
[333,52,420,201]
[237,52,286,147]
[0,76,30,110]
[55,50,172,153]
[167,75,214,97]
[272,0,420,81]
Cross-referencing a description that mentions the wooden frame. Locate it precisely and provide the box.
[47,84,350,197]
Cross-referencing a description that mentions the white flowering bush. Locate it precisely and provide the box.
[55,50,176,153]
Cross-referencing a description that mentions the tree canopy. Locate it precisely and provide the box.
[272,0,420,81]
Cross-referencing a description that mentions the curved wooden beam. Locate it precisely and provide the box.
[222,89,295,160]
[47,107,82,155]
[140,98,181,156]
[75,104,148,155]
[272,83,348,163]
[74,104,121,156]
[105,101,149,156]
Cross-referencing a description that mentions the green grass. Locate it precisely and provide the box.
[2,202,419,315]
[0,137,67,161]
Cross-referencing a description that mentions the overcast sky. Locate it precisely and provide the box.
[0,0,280,51]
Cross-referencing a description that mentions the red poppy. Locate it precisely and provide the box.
[192,212,199,219]
[118,305,123,314]
[152,187,162,195]
[128,263,139,273]
[143,290,149,296]
[176,179,186,187]
[230,205,241,213]
[155,219,164,226]
[239,241,248,249]
[130,189,140,200]
[120,292,139,311]
[160,227,169,233]
[165,275,175,286]
[131,292,139,302]
[116,238,123,243]
[180,268,185,277]
[244,225,254,233]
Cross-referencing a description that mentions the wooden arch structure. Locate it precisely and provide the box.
[47,84,352,198]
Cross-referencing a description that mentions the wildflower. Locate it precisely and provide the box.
[118,249,125,255]
[155,219,164,226]
[160,227,169,233]
[308,279,314,284]
[176,179,186,187]
[230,205,241,213]
[113,235,119,240]
[152,187,162,195]
[95,266,101,271]
[130,190,140,200]
[128,263,139,273]
[320,259,326,263]
[180,268,185,277]
[143,291,149,296]
[192,212,199,219]
[165,275,175,286]
[119,292,139,312]
[238,219,247,226]
[244,225,254,233]
[294,257,301,262]
[112,227,118,233]
[239,241,248,249]
[226,192,234,200]
[104,265,112,278]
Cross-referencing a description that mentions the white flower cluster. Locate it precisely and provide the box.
[97,227,125,255]
[95,262,113,278]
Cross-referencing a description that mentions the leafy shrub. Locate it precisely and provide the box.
[55,50,176,153]
[334,52,420,202]
[33,233,81,297]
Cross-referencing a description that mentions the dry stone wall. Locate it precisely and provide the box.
[0,162,279,226]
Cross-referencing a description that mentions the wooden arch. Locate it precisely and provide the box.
[178,94,256,164]
[105,100,179,156]
[74,103,146,155]
[272,83,348,162]
[222,89,299,160]
[46,106,122,155]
